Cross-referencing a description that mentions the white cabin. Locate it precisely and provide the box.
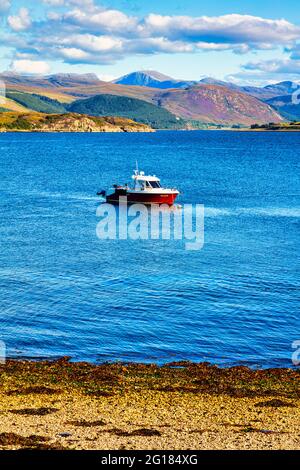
[132,170,162,190]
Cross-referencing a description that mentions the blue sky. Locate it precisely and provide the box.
[1,0,300,84]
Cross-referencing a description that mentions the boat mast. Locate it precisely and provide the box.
[134,160,139,190]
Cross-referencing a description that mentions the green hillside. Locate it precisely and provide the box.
[6,91,66,114]
[67,94,184,129]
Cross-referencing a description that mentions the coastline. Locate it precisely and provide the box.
[0,129,155,133]
[0,112,154,133]
[1,127,300,133]
[0,358,299,450]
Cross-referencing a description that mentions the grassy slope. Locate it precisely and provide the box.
[6,91,66,114]
[3,85,77,103]
[68,94,184,129]
[37,91,75,104]
[5,82,158,104]
[0,97,32,113]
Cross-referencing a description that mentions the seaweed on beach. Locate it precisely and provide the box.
[0,432,67,450]
[66,419,106,427]
[0,358,299,399]
[7,386,61,396]
[9,407,59,416]
[254,399,296,408]
[109,428,162,437]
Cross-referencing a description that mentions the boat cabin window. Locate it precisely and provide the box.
[135,179,161,189]
[149,181,161,188]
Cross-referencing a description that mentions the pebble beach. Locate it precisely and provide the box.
[0,359,299,450]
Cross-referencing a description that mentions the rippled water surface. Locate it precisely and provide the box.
[0,131,299,367]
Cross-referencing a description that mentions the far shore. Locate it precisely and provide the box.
[0,358,299,450]
[1,126,300,133]
[228,128,300,132]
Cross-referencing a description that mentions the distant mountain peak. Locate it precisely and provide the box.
[137,70,175,81]
[46,73,101,85]
[199,77,241,90]
[267,80,294,86]
[47,73,99,80]
[114,70,174,83]
[199,77,226,85]
[113,70,195,90]
[263,81,299,94]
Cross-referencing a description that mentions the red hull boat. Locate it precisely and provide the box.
[99,169,179,206]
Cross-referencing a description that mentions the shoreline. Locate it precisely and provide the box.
[4,355,296,369]
[0,358,299,450]
[1,127,300,133]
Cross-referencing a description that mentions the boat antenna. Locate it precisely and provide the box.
[135,160,139,174]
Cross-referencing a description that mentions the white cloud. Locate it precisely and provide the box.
[61,34,123,53]
[0,0,11,14]
[64,7,137,33]
[11,59,51,74]
[244,59,300,74]
[56,11,300,59]
[43,0,94,6]
[98,73,117,82]
[129,37,193,54]
[58,47,89,60]
[68,0,94,6]
[5,4,300,73]
[47,11,61,20]
[143,14,300,46]
[43,0,65,6]
[8,8,32,31]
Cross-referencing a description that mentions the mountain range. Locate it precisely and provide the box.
[1,70,299,127]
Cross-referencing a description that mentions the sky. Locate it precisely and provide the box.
[1,0,300,84]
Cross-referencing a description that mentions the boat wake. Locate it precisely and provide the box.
[205,207,300,218]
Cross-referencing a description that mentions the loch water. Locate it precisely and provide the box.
[0,130,299,367]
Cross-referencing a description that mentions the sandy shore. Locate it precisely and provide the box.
[0,359,299,450]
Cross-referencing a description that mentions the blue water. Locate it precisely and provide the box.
[0,131,299,368]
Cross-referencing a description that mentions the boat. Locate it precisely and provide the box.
[98,169,180,205]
